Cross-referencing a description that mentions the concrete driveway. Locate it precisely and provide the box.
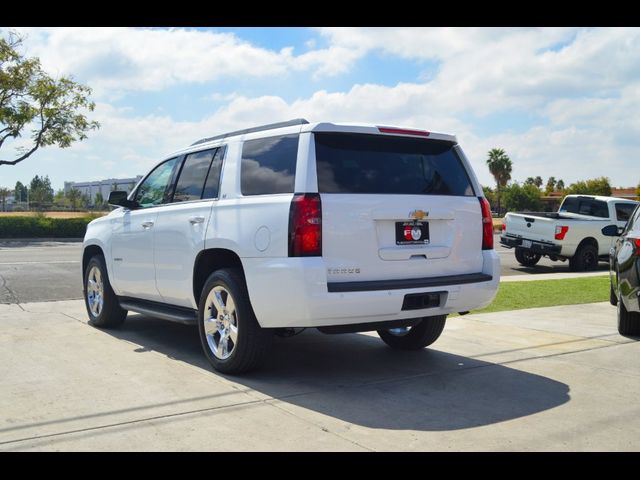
[1,300,638,451]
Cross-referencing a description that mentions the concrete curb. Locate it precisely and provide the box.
[501,271,609,282]
[0,237,83,243]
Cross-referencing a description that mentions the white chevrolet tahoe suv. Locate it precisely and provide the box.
[82,119,499,374]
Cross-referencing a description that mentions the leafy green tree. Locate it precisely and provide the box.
[65,187,82,210]
[524,177,535,186]
[0,31,99,167]
[556,179,565,192]
[567,177,612,196]
[29,174,53,207]
[637,181,640,200]
[0,187,10,211]
[94,191,105,210]
[482,186,496,210]
[81,192,91,209]
[486,148,512,214]
[14,180,27,202]
[545,176,556,194]
[502,183,543,212]
[53,188,69,208]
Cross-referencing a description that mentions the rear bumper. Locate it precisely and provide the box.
[243,251,500,328]
[500,235,562,255]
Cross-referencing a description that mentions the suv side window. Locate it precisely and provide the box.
[615,203,636,222]
[241,134,298,195]
[202,147,225,199]
[173,149,216,203]
[134,157,179,208]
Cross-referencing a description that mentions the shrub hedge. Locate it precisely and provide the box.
[0,216,95,238]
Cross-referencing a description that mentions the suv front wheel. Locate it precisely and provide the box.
[83,254,128,328]
[198,268,273,374]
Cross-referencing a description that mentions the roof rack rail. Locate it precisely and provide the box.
[191,118,310,146]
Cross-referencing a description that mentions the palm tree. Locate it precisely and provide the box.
[534,176,543,188]
[486,148,512,214]
[545,176,557,194]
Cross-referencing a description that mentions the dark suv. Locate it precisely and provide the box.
[606,203,640,335]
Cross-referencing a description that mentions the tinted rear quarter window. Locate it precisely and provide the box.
[241,134,298,195]
[314,133,474,196]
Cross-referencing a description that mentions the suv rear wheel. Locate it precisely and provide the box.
[377,315,447,350]
[198,268,273,374]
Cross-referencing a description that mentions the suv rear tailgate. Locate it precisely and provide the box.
[314,132,484,286]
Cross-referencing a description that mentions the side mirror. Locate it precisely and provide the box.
[108,191,137,209]
[601,224,620,237]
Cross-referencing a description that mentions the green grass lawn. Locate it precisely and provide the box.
[469,275,610,315]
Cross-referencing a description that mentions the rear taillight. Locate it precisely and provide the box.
[633,238,640,256]
[289,193,322,257]
[479,197,493,250]
[501,222,506,232]
[555,226,569,240]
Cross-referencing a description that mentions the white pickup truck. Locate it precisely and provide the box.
[500,195,638,271]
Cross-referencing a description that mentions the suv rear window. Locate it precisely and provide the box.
[241,134,298,196]
[560,197,608,218]
[314,133,474,196]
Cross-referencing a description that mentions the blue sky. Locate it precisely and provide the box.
[1,27,639,192]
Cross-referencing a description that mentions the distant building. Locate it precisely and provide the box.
[64,176,143,206]
[611,187,638,200]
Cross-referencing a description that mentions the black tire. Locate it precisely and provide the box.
[83,255,127,328]
[377,315,447,350]
[515,248,542,267]
[610,283,618,306]
[197,268,273,374]
[569,243,599,272]
[617,293,640,336]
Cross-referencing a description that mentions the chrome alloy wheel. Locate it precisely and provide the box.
[388,326,411,336]
[86,266,104,318]
[204,286,238,360]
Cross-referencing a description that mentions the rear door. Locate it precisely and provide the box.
[153,147,225,308]
[314,132,484,283]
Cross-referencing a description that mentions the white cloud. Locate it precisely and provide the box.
[13,27,363,96]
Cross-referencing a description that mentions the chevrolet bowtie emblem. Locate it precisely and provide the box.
[410,209,428,220]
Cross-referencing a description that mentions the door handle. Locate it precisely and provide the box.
[189,216,205,225]
[142,221,154,229]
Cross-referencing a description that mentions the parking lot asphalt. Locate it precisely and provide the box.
[1,300,637,451]
[0,235,610,305]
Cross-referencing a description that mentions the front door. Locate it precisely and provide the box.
[110,157,180,301]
